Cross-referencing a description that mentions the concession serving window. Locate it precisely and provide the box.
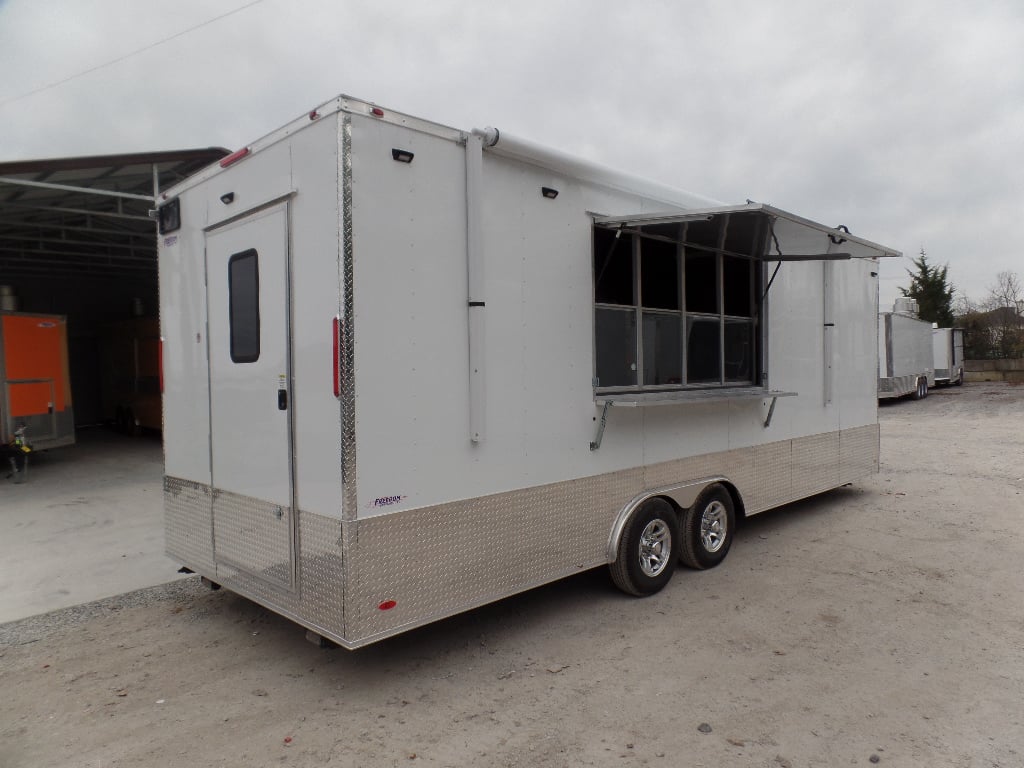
[590,201,899,405]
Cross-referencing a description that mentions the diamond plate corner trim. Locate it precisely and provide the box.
[164,476,215,573]
[340,114,357,522]
[339,113,356,640]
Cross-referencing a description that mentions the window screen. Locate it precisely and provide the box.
[593,211,763,392]
[228,249,260,363]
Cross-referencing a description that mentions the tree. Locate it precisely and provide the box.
[956,271,1024,359]
[984,271,1024,358]
[899,248,955,327]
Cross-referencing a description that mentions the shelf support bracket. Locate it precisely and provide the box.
[590,401,612,451]
[763,396,779,428]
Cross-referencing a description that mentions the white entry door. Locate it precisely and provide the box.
[205,204,294,588]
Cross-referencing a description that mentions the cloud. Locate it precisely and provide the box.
[1,0,1020,302]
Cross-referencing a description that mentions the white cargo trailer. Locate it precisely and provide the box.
[878,299,934,400]
[158,95,899,649]
[932,327,964,386]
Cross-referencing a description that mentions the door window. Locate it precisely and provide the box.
[228,249,260,363]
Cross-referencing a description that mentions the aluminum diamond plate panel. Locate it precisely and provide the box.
[165,477,345,640]
[212,489,293,589]
[839,423,879,484]
[214,509,345,634]
[643,448,753,493]
[346,467,644,643]
[792,431,840,499]
[165,477,214,573]
[751,441,793,513]
[166,426,879,648]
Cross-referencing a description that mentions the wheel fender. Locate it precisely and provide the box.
[607,477,732,563]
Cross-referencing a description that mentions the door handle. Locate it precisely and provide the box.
[278,389,288,410]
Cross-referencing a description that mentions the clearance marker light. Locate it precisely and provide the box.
[378,600,397,611]
[219,147,250,167]
[370,107,385,117]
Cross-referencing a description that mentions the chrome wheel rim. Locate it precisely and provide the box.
[638,518,671,577]
[700,501,728,553]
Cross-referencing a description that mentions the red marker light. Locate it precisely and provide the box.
[309,110,319,121]
[219,147,250,167]
[370,107,384,117]
[378,600,397,611]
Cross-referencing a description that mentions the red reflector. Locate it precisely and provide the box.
[370,107,384,117]
[219,147,250,167]
[159,337,164,394]
[332,316,340,398]
[378,600,397,611]
[309,109,319,121]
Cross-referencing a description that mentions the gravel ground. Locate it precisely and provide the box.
[1,382,1022,767]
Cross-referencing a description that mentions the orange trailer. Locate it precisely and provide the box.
[0,312,75,451]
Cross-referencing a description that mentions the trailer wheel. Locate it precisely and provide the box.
[679,484,735,570]
[610,498,679,597]
[913,378,926,400]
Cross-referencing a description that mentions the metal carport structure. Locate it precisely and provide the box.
[0,149,228,427]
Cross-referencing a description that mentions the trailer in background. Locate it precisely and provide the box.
[100,316,162,434]
[158,94,899,649]
[932,327,964,386]
[878,298,934,400]
[0,311,75,451]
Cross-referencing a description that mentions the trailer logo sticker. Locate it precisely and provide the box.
[367,494,408,509]
[163,235,178,247]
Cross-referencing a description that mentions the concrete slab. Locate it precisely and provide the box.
[0,427,182,623]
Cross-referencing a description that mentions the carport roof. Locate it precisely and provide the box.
[0,148,228,280]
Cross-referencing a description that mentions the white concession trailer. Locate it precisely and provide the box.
[932,327,965,386]
[158,95,900,649]
[878,298,935,400]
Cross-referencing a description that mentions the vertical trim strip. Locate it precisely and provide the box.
[465,132,486,442]
[340,115,357,520]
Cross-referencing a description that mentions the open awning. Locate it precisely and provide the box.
[0,149,228,281]
[593,202,901,261]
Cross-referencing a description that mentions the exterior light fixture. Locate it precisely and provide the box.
[220,192,235,205]
[392,148,414,163]
[541,187,558,199]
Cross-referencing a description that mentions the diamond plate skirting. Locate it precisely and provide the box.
[878,373,917,398]
[165,477,215,574]
[165,424,879,649]
[211,490,294,589]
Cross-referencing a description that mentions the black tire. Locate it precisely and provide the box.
[609,498,679,597]
[912,378,925,400]
[679,484,736,570]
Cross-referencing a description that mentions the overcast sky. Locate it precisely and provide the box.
[1,0,1021,306]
